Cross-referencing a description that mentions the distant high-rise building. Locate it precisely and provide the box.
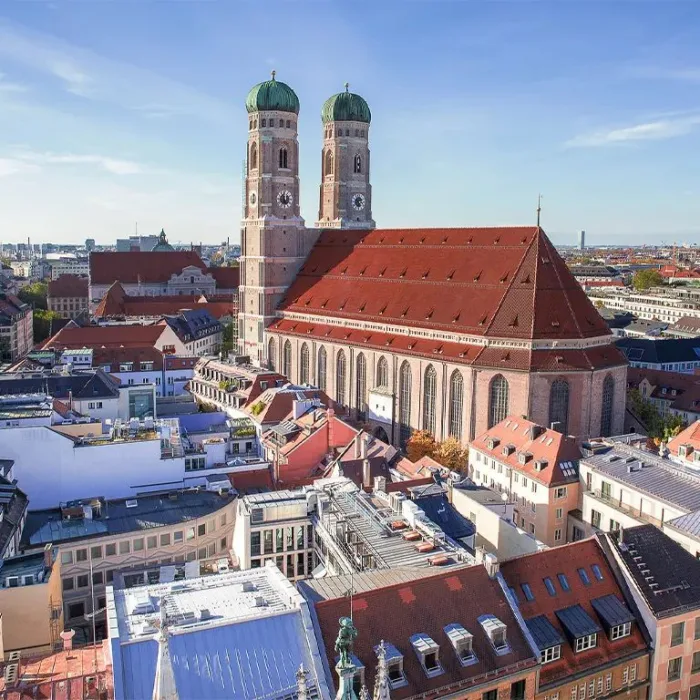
[579,229,586,250]
[85,238,96,252]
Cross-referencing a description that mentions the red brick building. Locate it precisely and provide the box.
[47,274,89,319]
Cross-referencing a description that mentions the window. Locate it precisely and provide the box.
[317,346,327,391]
[62,576,74,591]
[160,533,171,547]
[353,154,362,174]
[668,657,682,681]
[376,356,388,388]
[601,374,614,437]
[557,573,570,592]
[423,365,437,434]
[448,370,464,439]
[76,548,87,562]
[92,571,103,585]
[555,487,567,499]
[591,510,602,529]
[250,531,261,556]
[666,694,680,700]
[578,568,591,585]
[324,149,333,176]
[521,583,535,601]
[119,540,130,554]
[510,680,526,700]
[554,528,562,542]
[90,545,102,560]
[198,523,206,537]
[77,574,89,588]
[278,147,288,169]
[549,379,570,434]
[299,343,310,384]
[488,375,509,428]
[336,350,346,405]
[399,361,412,447]
[283,340,292,379]
[147,535,157,549]
[691,651,700,673]
[591,564,604,581]
[482,691,497,700]
[556,507,563,520]
[68,602,85,620]
[60,551,73,565]
[611,622,631,640]
[544,577,557,596]
[690,687,700,700]
[671,621,685,646]
[249,142,258,170]
[575,633,597,652]
[133,538,144,551]
[541,645,561,663]
[356,353,367,420]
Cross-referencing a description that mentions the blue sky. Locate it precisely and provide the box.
[0,1,699,246]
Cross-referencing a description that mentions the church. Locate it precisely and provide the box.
[237,73,627,446]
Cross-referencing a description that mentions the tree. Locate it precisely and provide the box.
[627,388,687,441]
[594,299,605,309]
[32,309,61,343]
[432,437,469,473]
[406,429,437,463]
[220,321,235,355]
[632,269,663,291]
[18,281,48,310]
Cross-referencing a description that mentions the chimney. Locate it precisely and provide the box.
[43,543,53,568]
[483,552,500,579]
[354,433,362,459]
[362,458,371,489]
[361,433,371,459]
[374,476,387,493]
[60,629,76,652]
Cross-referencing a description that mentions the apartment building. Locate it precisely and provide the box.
[46,274,89,318]
[589,289,700,325]
[607,525,700,700]
[0,546,63,657]
[668,422,700,470]
[468,417,581,547]
[627,367,700,424]
[617,337,700,374]
[501,538,651,700]
[0,293,33,361]
[22,489,235,641]
[0,464,28,560]
[48,258,89,280]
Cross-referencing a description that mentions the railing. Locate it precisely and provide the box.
[586,489,663,527]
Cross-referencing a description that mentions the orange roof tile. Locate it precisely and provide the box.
[41,323,165,350]
[47,275,89,299]
[89,250,206,284]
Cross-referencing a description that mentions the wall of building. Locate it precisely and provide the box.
[650,612,700,700]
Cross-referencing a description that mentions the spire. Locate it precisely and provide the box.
[536,193,543,228]
[152,599,178,700]
[271,69,276,81]
[373,641,391,700]
[335,617,359,700]
[296,664,309,700]
[344,82,350,92]
[359,687,370,700]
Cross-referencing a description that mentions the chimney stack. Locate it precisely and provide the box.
[43,543,53,569]
[483,552,500,579]
[354,433,362,459]
[362,458,371,489]
[361,433,371,459]
[60,629,76,652]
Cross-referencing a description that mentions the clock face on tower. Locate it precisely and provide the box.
[276,190,293,208]
[249,192,257,205]
[352,193,366,211]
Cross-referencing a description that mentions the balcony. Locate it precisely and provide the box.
[586,489,663,528]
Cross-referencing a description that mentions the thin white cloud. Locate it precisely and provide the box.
[0,158,40,178]
[12,150,146,175]
[48,59,93,96]
[0,71,27,93]
[566,113,700,147]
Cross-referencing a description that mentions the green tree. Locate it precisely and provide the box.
[220,321,235,354]
[33,309,62,342]
[632,269,663,291]
[18,281,48,310]
[627,389,686,441]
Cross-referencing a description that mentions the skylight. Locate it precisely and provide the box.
[557,573,570,592]
[591,565,604,581]
[521,583,535,602]
[543,577,556,597]
[578,568,591,586]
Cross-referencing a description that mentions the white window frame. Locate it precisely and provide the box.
[611,622,631,640]
[541,645,561,664]
[575,633,597,652]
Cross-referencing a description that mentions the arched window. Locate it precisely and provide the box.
[488,375,509,428]
[267,337,276,371]
[249,142,258,170]
[399,362,412,448]
[448,370,464,440]
[356,353,367,420]
[324,150,333,176]
[336,350,346,406]
[279,147,288,169]
[601,375,614,437]
[376,356,389,388]
[354,154,362,174]
[423,365,437,435]
[317,347,327,391]
[283,340,292,380]
[300,343,310,384]
[549,379,570,435]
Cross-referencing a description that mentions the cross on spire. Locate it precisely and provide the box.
[271,69,276,80]
[536,193,543,228]
[344,82,350,92]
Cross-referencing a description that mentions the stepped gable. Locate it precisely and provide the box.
[278,226,611,340]
[89,250,207,285]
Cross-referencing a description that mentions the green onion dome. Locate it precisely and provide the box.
[321,83,371,124]
[245,71,300,114]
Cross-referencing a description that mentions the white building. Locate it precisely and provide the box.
[588,288,700,325]
[49,258,89,280]
[106,563,331,699]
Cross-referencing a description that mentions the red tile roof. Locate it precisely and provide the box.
[47,274,89,299]
[227,467,273,492]
[279,227,610,340]
[91,345,165,371]
[472,416,581,486]
[500,539,648,689]
[41,323,165,350]
[207,265,240,289]
[668,421,700,457]
[89,250,206,284]
[247,386,333,424]
[312,565,538,699]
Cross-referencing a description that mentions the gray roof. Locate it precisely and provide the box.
[0,368,119,400]
[24,490,235,546]
[591,594,635,627]
[667,509,700,538]
[525,614,564,650]
[555,604,601,639]
[582,445,700,512]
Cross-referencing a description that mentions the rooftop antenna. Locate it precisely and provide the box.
[536,194,543,228]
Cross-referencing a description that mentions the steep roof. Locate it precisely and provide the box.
[207,266,240,290]
[668,421,700,457]
[310,565,538,698]
[47,274,89,299]
[501,539,648,689]
[89,250,207,285]
[279,227,610,340]
[472,416,581,487]
[41,323,165,350]
[162,309,222,342]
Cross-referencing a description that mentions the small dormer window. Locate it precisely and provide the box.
[502,444,515,456]
[375,643,408,689]
[518,452,532,465]
[487,437,500,450]
[680,445,688,457]
[610,622,631,640]
[444,624,477,666]
[479,615,510,654]
[410,633,443,678]
[541,645,561,664]
[575,633,597,652]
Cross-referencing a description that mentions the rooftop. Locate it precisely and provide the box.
[617,336,700,365]
[0,473,27,556]
[0,368,119,400]
[89,249,207,285]
[47,274,89,299]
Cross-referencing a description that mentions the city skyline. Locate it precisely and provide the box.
[0,2,699,244]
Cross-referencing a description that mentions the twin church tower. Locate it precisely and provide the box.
[239,72,375,361]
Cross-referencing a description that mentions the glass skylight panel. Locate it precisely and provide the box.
[521,583,535,601]
[578,568,591,585]
[591,564,604,581]
[543,577,557,596]
[557,573,571,592]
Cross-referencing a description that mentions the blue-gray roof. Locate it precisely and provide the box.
[525,614,564,650]
[555,604,601,639]
[178,412,229,435]
[0,369,119,400]
[617,337,700,365]
[163,309,221,342]
[414,494,475,541]
[591,594,635,628]
[668,509,700,537]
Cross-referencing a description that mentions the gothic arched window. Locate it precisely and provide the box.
[283,340,292,380]
[423,365,437,435]
[267,337,276,371]
[601,374,614,437]
[249,142,258,171]
[399,362,412,448]
[448,370,464,440]
[488,375,509,428]
[376,356,388,388]
[356,353,367,420]
[336,350,346,406]
[279,147,288,169]
[354,154,362,174]
[549,379,570,435]
[324,150,333,176]
[300,343,310,384]
[317,346,327,391]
